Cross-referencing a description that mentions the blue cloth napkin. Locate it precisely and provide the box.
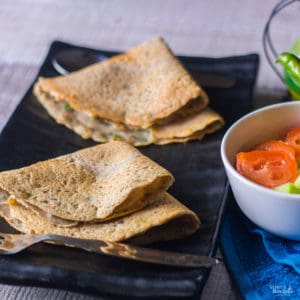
[221,187,300,299]
[253,228,300,274]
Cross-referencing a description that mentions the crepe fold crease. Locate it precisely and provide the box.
[0,193,200,244]
[0,142,200,244]
[33,36,224,146]
[0,141,174,222]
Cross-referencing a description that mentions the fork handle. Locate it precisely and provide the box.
[43,234,218,268]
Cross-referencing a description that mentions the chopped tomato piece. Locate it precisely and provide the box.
[236,150,298,188]
[253,140,296,160]
[285,127,300,158]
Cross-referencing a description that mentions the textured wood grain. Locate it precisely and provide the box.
[1,0,298,92]
[0,63,37,132]
[0,0,298,299]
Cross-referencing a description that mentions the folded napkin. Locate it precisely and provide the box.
[252,228,300,274]
[221,187,300,300]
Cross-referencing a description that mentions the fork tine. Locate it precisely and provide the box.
[0,233,20,241]
[0,232,16,237]
[0,232,44,254]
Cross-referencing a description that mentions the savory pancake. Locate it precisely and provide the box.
[0,141,173,222]
[33,36,224,146]
[35,37,207,128]
[152,107,224,144]
[0,192,200,244]
[35,85,223,146]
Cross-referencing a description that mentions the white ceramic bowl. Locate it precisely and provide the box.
[221,101,300,240]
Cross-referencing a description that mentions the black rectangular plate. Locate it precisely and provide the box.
[0,41,259,299]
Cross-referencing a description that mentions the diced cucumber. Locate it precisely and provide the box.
[293,174,300,188]
[273,183,300,194]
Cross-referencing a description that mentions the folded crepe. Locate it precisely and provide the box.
[0,192,200,244]
[33,36,224,146]
[0,142,200,244]
[0,141,174,224]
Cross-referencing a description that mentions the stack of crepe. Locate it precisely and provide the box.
[33,37,224,146]
[0,141,200,244]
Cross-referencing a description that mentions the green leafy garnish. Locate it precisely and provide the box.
[140,217,147,224]
[64,103,74,112]
[99,132,107,139]
[112,134,122,140]
[24,192,32,198]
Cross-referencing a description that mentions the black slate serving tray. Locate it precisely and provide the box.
[0,41,259,299]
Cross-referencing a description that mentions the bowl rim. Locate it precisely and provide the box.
[221,101,300,201]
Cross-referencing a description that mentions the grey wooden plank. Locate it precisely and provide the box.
[0,0,298,92]
[0,63,37,132]
[0,284,101,300]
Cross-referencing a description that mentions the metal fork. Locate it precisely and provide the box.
[0,232,219,268]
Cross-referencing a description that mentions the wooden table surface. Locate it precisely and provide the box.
[0,0,299,299]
